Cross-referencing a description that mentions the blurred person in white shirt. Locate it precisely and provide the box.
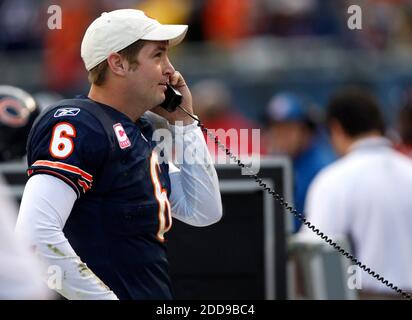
[395,97,412,158]
[301,87,412,298]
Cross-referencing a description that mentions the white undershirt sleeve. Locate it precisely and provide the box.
[15,174,118,300]
[168,122,223,226]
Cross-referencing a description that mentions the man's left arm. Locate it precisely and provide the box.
[151,70,222,226]
[168,122,222,226]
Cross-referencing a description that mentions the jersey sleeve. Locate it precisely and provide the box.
[27,108,109,198]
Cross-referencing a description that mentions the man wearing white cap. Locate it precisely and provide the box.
[16,9,222,300]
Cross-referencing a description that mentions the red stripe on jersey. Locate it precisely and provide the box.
[31,160,93,182]
[77,179,91,193]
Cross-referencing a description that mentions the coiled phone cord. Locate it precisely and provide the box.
[178,105,412,300]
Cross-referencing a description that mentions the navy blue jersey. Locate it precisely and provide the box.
[27,97,173,299]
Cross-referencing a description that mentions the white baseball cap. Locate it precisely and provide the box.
[81,9,188,71]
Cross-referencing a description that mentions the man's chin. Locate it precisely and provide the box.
[150,105,170,118]
[149,103,163,111]
[146,98,164,110]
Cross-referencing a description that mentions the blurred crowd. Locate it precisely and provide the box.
[2,0,412,92]
[4,0,412,51]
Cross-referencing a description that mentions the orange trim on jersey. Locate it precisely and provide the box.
[149,152,172,243]
[149,161,164,243]
[31,160,93,182]
[77,179,91,193]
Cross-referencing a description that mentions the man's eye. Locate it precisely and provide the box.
[155,52,162,57]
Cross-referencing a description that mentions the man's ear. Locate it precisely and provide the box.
[329,119,344,137]
[107,53,126,76]
[329,119,351,156]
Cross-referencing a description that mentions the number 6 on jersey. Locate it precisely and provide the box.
[49,122,76,159]
[150,151,172,242]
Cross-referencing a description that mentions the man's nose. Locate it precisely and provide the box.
[163,57,175,76]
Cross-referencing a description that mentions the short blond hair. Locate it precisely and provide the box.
[88,40,147,86]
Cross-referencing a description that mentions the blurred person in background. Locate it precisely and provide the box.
[191,79,261,161]
[138,0,192,25]
[264,92,335,232]
[42,0,100,94]
[395,96,412,158]
[201,0,258,48]
[0,85,49,299]
[262,0,340,37]
[0,0,43,51]
[302,88,412,298]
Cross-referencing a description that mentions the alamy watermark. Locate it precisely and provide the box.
[347,5,362,30]
[47,5,62,30]
[347,264,362,290]
[152,123,261,175]
[47,265,63,290]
